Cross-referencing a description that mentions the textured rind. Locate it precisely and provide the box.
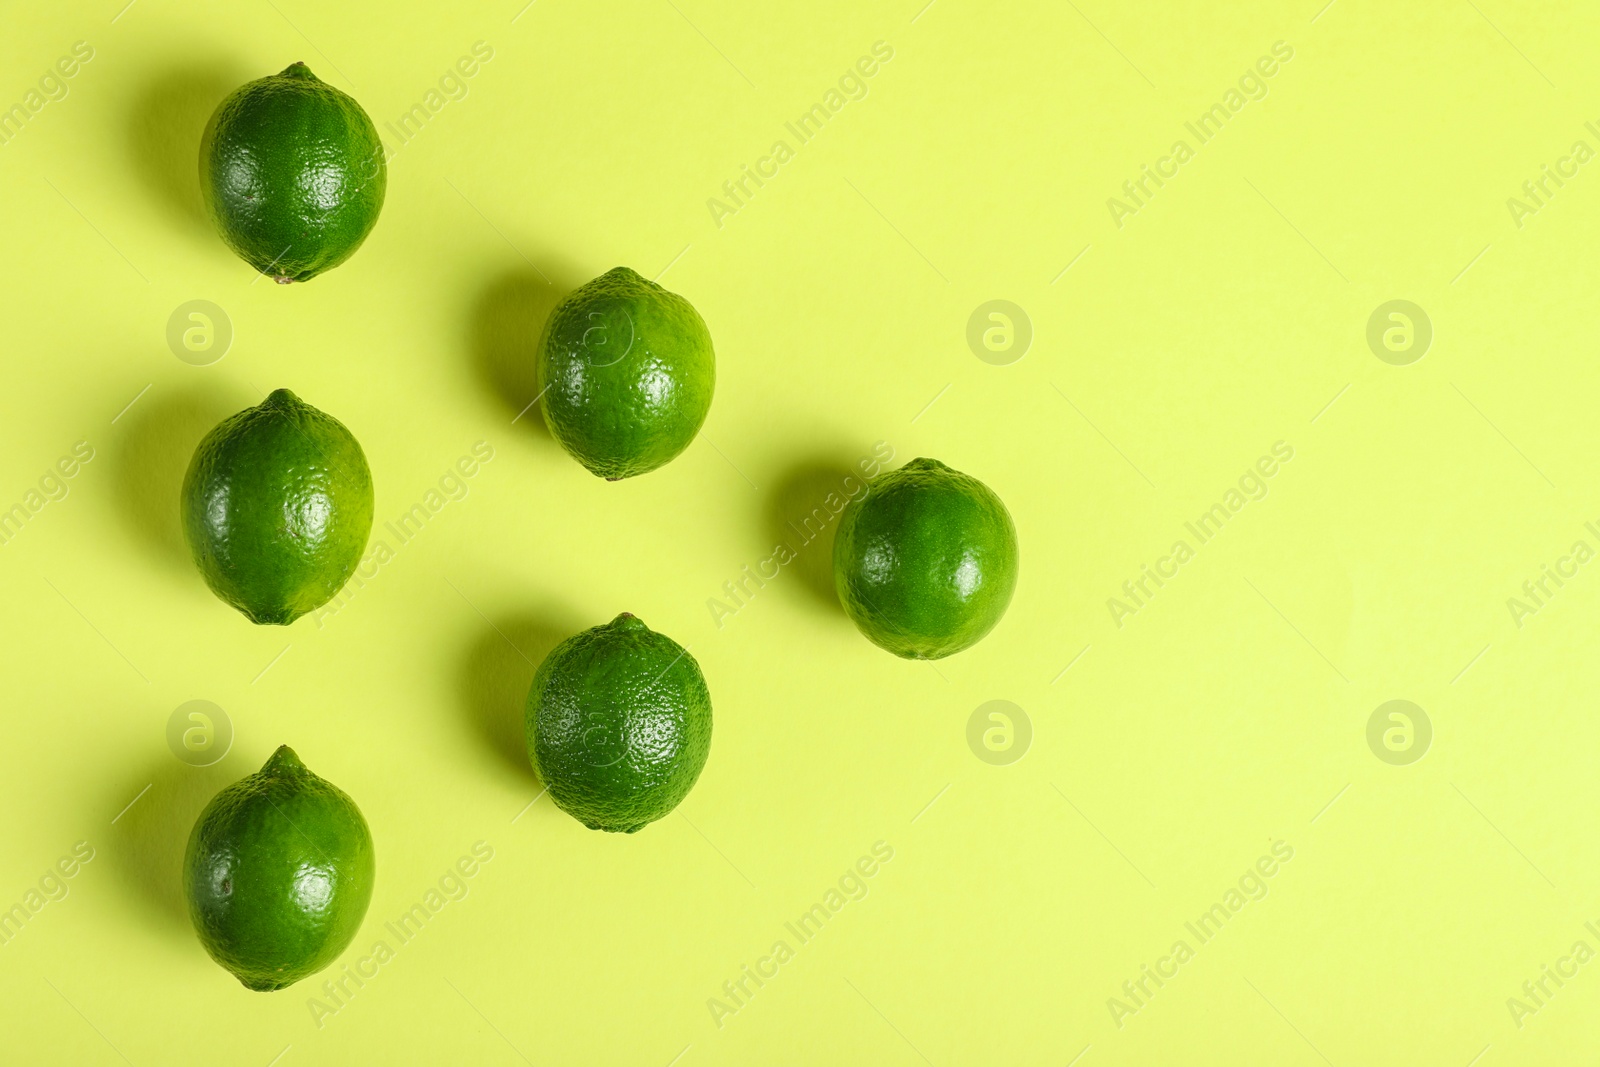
[525,614,713,832]
[199,63,387,282]
[537,266,715,479]
[182,746,375,991]
[833,457,1020,660]
[181,388,374,625]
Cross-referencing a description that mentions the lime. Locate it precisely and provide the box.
[200,62,386,282]
[526,613,712,832]
[181,388,373,625]
[538,267,715,479]
[834,457,1019,659]
[183,746,374,991]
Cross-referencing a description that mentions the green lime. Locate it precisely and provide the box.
[184,746,374,991]
[526,613,712,832]
[834,457,1019,659]
[181,388,373,625]
[200,62,386,282]
[537,266,715,480]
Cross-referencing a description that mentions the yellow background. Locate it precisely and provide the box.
[0,0,1596,1062]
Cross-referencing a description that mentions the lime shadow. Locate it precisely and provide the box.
[110,382,252,574]
[470,269,571,436]
[102,748,249,933]
[456,610,580,780]
[125,61,248,236]
[763,458,865,615]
